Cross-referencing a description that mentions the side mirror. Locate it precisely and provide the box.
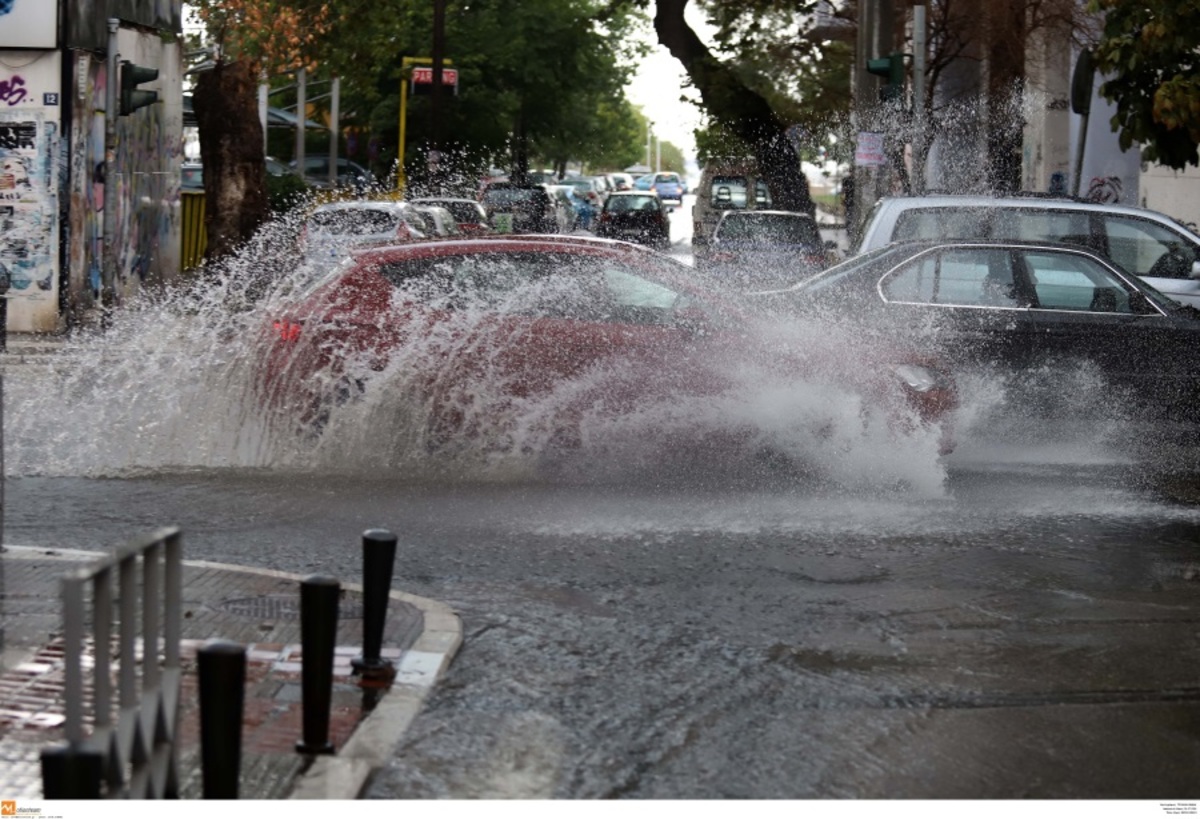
[1191,260,1200,280]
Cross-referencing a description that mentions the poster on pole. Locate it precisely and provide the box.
[855,132,886,167]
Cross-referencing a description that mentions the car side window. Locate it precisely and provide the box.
[599,267,680,325]
[1103,215,1198,278]
[1022,250,1134,313]
[892,208,990,242]
[883,248,1019,307]
[993,209,1095,250]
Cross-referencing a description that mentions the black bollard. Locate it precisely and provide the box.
[296,574,339,755]
[40,745,103,798]
[197,640,246,799]
[352,528,398,678]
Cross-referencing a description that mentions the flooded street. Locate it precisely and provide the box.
[3,204,1199,798]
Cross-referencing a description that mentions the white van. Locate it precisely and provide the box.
[692,158,772,266]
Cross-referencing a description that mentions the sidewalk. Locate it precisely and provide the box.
[0,544,462,800]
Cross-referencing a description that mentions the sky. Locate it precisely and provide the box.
[624,10,711,163]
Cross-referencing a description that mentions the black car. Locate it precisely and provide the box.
[754,240,1200,423]
[479,183,558,234]
[595,191,670,249]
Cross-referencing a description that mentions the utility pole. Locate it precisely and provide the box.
[430,0,446,181]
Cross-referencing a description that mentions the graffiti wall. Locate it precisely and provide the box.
[0,50,61,333]
[65,32,183,316]
[113,28,183,301]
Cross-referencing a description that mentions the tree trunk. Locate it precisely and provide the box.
[654,0,814,216]
[192,59,269,263]
[985,1,1026,193]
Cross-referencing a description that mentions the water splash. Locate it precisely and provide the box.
[3,200,954,494]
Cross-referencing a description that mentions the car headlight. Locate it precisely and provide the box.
[893,363,946,393]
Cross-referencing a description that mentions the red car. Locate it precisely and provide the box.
[257,236,957,463]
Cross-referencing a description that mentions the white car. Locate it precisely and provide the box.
[855,193,1200,309]
[300,200,429,260]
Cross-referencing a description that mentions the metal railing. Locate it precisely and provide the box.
[40,527,184,799]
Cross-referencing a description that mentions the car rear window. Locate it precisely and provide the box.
[708,176,771,210]
[308,209,398,235]
[605,195,659,212]
[717,214,820,245]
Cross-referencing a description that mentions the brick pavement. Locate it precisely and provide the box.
[0,544,462,799]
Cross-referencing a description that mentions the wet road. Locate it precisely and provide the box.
[5,448,1200,798]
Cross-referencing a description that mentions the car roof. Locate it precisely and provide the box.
[308,200,408,214]
[719,209,815,219]
[349,233,675,263]
[873,192,1189,224]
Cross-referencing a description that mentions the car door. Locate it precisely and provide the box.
[1100,213,1200,308]
[1014,246,1194,405]
[875,246,1039,371]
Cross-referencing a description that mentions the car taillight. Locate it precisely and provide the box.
[273,319,302,342]
[599,211,612,222]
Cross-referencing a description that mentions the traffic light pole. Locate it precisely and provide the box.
[102,18,119,318]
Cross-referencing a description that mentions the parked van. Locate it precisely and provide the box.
[692,158,773,265]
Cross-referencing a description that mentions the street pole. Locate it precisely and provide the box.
[330,77,340,189]
[102,18,119,316]
[294,67,306,182]
[431,0,445,169]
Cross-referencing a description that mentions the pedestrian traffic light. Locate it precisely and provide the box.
[120,60,158,116]
[866,52,905,102]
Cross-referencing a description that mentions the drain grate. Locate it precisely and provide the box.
[218,595,363,621]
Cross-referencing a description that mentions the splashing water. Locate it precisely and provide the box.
[3,201,958,494]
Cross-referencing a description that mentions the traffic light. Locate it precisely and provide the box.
[120,60,158,116]
[866,52,905,103]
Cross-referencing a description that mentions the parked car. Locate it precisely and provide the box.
[558,177,607,212]
[545,185,584,233]
[410,204,462,237]
[290,155,375,190]
[648,172,686,203]
[181,162,203,191]
[753,239,1200,424]
[702,210,834,287]
[693,158,773,267]
[299,200,429,260]
[411,197,491,233]
[479,182,558,233]
[256,236,958,458]
[855,193,1200,309]
[595,191,671,249]
[606,172,635,192]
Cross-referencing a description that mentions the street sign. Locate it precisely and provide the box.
[410,66,459,95]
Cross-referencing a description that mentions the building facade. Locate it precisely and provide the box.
[0,0,182,332]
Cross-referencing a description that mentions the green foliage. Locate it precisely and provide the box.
[265,172,312,213]
[1089,0,1200,168]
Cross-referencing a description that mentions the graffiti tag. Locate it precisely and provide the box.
[0,76,27,106]
[0,123,36,151]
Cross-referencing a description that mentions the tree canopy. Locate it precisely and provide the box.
[1089,0,1200,169]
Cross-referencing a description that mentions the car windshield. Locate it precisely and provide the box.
[718,214,821,244]
[308,209,398,235]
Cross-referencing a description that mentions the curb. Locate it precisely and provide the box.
[1,545,462,800]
